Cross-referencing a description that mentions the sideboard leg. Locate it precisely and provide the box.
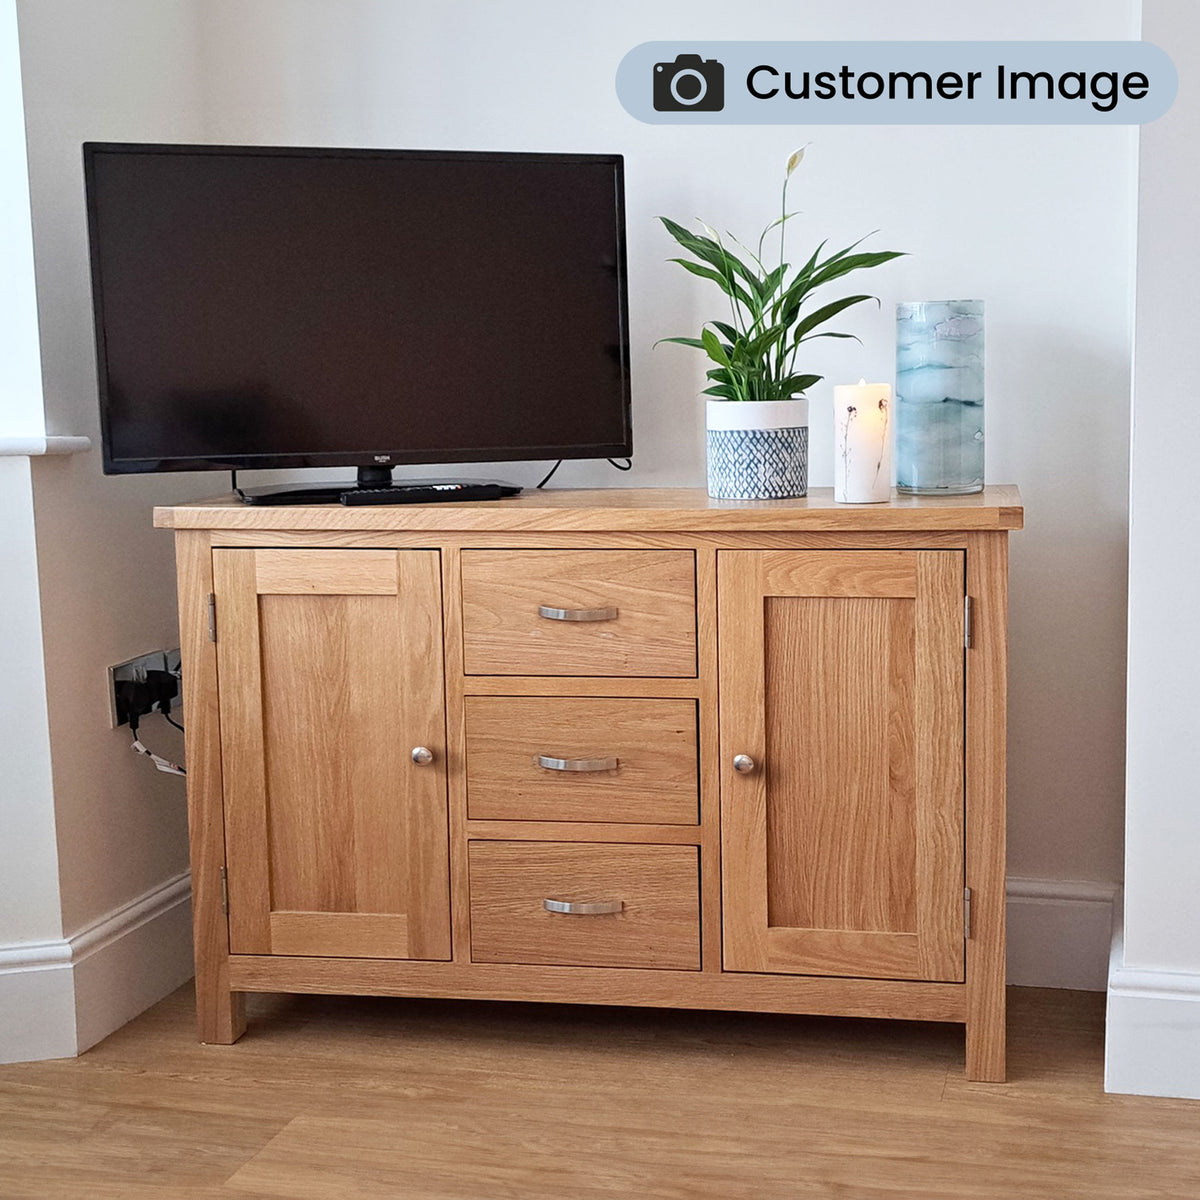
[197,972,246,1046]
[965,1002,1006,1082]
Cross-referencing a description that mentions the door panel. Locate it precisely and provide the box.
[719,550,964,981]
[213,548,450,961]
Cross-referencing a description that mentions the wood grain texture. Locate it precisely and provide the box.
[174,530,245,1045]
[719,550,965,983]
[155,484,1025,531]
[209,527,972,551]
[764,595,917,935]
[965,532,1010,1082]
[254,548,400,593]
[468,842,701,970]
[914,552,967,983]
[464,696,698,823]
[8,987,1197,1200]
[465,821,702,844]
[695,545,723,972]
[213,548,451,962]
[464,675,701,698]
[227,956,965,1021]
[269,912,410,958]
[439,544,473,965]
[212,549,272,954]
[759,549,918,597]
[460,548,697,676]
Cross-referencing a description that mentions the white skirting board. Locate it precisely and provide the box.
[0,871,193,1065]
[1105,909,1200,1100]
[0,872,1117,1064]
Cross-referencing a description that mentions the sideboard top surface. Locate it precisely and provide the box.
[154,485,1023,533]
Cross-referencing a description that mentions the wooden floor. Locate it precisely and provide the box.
[1,986,1197,1199]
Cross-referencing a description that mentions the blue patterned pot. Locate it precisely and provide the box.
[706,398,808,500]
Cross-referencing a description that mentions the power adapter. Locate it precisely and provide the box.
[114,669,180,731]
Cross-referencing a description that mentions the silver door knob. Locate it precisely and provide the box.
[411,746,434,765]
[732,754,756,774]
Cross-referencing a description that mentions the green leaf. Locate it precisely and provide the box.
[711,320,740,343]
[701,327,731,367]
[702,383,740,399]
[791,294,877,344]
[807,249,906,291]
[655,336,706,350]
[796,330,862,345]
[780,373,823,394]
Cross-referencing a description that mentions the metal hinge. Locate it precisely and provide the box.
[219,867,229,915]
[207,593,217,643]
[963,886,973,940]
[964,595,973,649]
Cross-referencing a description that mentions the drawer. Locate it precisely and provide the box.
[468,841,700,970]
[460,549,696,676]
[465,696,698,824]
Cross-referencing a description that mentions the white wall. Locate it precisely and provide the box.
[196,0,1138,960]
[1106,0,1200,1099]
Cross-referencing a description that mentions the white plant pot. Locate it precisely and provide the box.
[705,398,809,500]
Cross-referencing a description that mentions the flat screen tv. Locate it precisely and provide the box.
[83,143,631,500]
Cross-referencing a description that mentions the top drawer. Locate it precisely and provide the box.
[460,550,696,676]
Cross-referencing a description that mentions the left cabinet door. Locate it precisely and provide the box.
[212,548,451,960]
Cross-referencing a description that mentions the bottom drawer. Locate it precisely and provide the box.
[468,841,700,970]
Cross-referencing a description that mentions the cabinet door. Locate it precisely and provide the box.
[213,548,450,960]
[719,550,964,981]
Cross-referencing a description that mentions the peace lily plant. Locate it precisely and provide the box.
[657,148,905,500]
[658,147,905,402]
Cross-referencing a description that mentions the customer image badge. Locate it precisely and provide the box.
[654,54,725,111]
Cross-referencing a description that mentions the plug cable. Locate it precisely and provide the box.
[537,457,632,489]
[127,705,186,777]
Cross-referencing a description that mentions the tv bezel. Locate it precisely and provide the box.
[83,142,633,476]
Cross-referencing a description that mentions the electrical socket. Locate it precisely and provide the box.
[108,648,182,729]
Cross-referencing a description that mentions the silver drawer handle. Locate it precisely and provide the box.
[537,605,619,623]
[543,898,624,916]
[537,755,620,773]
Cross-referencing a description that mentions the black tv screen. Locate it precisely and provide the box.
[83,143,631,474]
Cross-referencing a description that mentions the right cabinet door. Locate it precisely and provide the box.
[718,550,965,981]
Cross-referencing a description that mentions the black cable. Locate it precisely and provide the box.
[162,711,185,733]
[536,460,563,488]
[607,457,632,471]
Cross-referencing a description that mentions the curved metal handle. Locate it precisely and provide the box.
[411,746,434,765]
[537,755,619,773]
[537,605,618,623]
[543,898,624,915]
[732,754,756,774]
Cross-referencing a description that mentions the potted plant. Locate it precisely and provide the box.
[659,149,905,500]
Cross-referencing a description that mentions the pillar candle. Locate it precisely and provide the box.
[833,380,892,503]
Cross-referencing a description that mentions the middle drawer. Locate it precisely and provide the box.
[464,696,699,824]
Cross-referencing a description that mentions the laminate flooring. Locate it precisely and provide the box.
[1,985,1197,1198]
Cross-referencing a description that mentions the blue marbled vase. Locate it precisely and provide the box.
[895,300,984,495]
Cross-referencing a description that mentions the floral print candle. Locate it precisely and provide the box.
[833,380,892,503]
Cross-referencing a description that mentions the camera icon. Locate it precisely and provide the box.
[653,54,725,112]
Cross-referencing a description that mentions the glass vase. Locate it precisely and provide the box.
[895,300,984,495]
